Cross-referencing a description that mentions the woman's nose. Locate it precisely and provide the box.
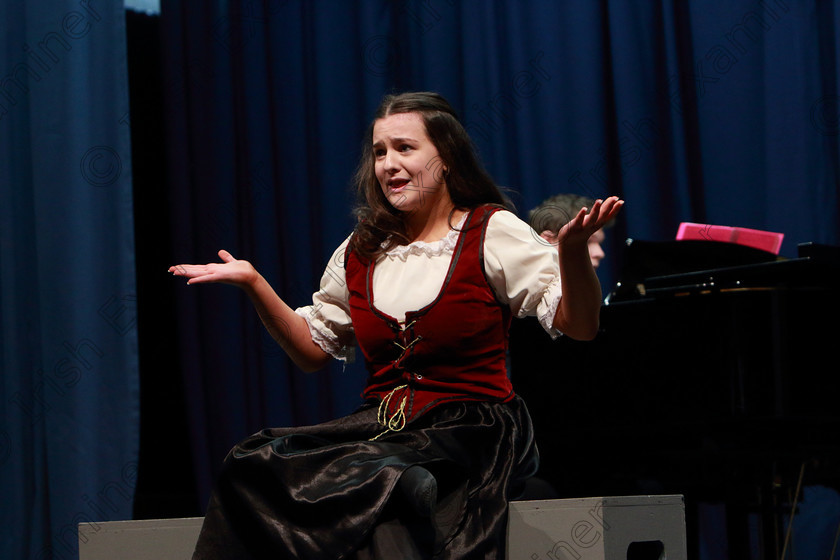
[383,150,398,172]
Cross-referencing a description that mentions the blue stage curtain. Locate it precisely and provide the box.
[0,1,138,559]
[159,0,840,539]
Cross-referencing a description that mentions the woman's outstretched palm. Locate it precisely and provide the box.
[169,249,258,287]
[555,196,623,248]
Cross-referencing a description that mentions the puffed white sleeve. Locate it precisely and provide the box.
[294,235,356,362]
[483,210,564,337]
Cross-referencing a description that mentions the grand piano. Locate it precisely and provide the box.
[509,240,840,559]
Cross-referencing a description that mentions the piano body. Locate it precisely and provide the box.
[509,240,840,558]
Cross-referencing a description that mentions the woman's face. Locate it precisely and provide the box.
[372,112,448,215]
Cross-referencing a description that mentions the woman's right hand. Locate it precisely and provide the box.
[169,249,259,288]
[170,249,331,371]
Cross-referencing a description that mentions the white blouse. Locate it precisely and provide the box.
[294,210,564,361]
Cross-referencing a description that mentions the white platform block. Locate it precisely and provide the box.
[78,517,203,560]
[78,495,686,559]
[507,495,687,560]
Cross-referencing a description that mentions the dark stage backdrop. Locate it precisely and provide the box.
[0,1,138,559]
[158,0,839,540]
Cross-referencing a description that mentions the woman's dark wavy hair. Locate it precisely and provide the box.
[351,91,512,261]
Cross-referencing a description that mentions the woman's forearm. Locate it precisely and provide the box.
[551,243,602,340]
[243,274,332,372]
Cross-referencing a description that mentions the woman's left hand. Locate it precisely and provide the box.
[554,196,623,248]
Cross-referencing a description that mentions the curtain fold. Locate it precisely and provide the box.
[0,1,138,559]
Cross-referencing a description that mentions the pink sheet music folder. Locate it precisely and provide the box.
[676,222,784,255]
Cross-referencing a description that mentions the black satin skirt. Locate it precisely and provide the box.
[192,395,538,560]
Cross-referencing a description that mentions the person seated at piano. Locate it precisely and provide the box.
[527,193,616,269]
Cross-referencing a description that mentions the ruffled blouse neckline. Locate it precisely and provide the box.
[383,213,468,261]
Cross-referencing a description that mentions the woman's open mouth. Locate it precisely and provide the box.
[387,177,411,191]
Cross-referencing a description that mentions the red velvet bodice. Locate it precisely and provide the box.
[345,205,514,428]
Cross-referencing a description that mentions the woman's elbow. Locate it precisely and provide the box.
[298,353,332,373]
[552,309,600,341]
[569,323,600,341]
